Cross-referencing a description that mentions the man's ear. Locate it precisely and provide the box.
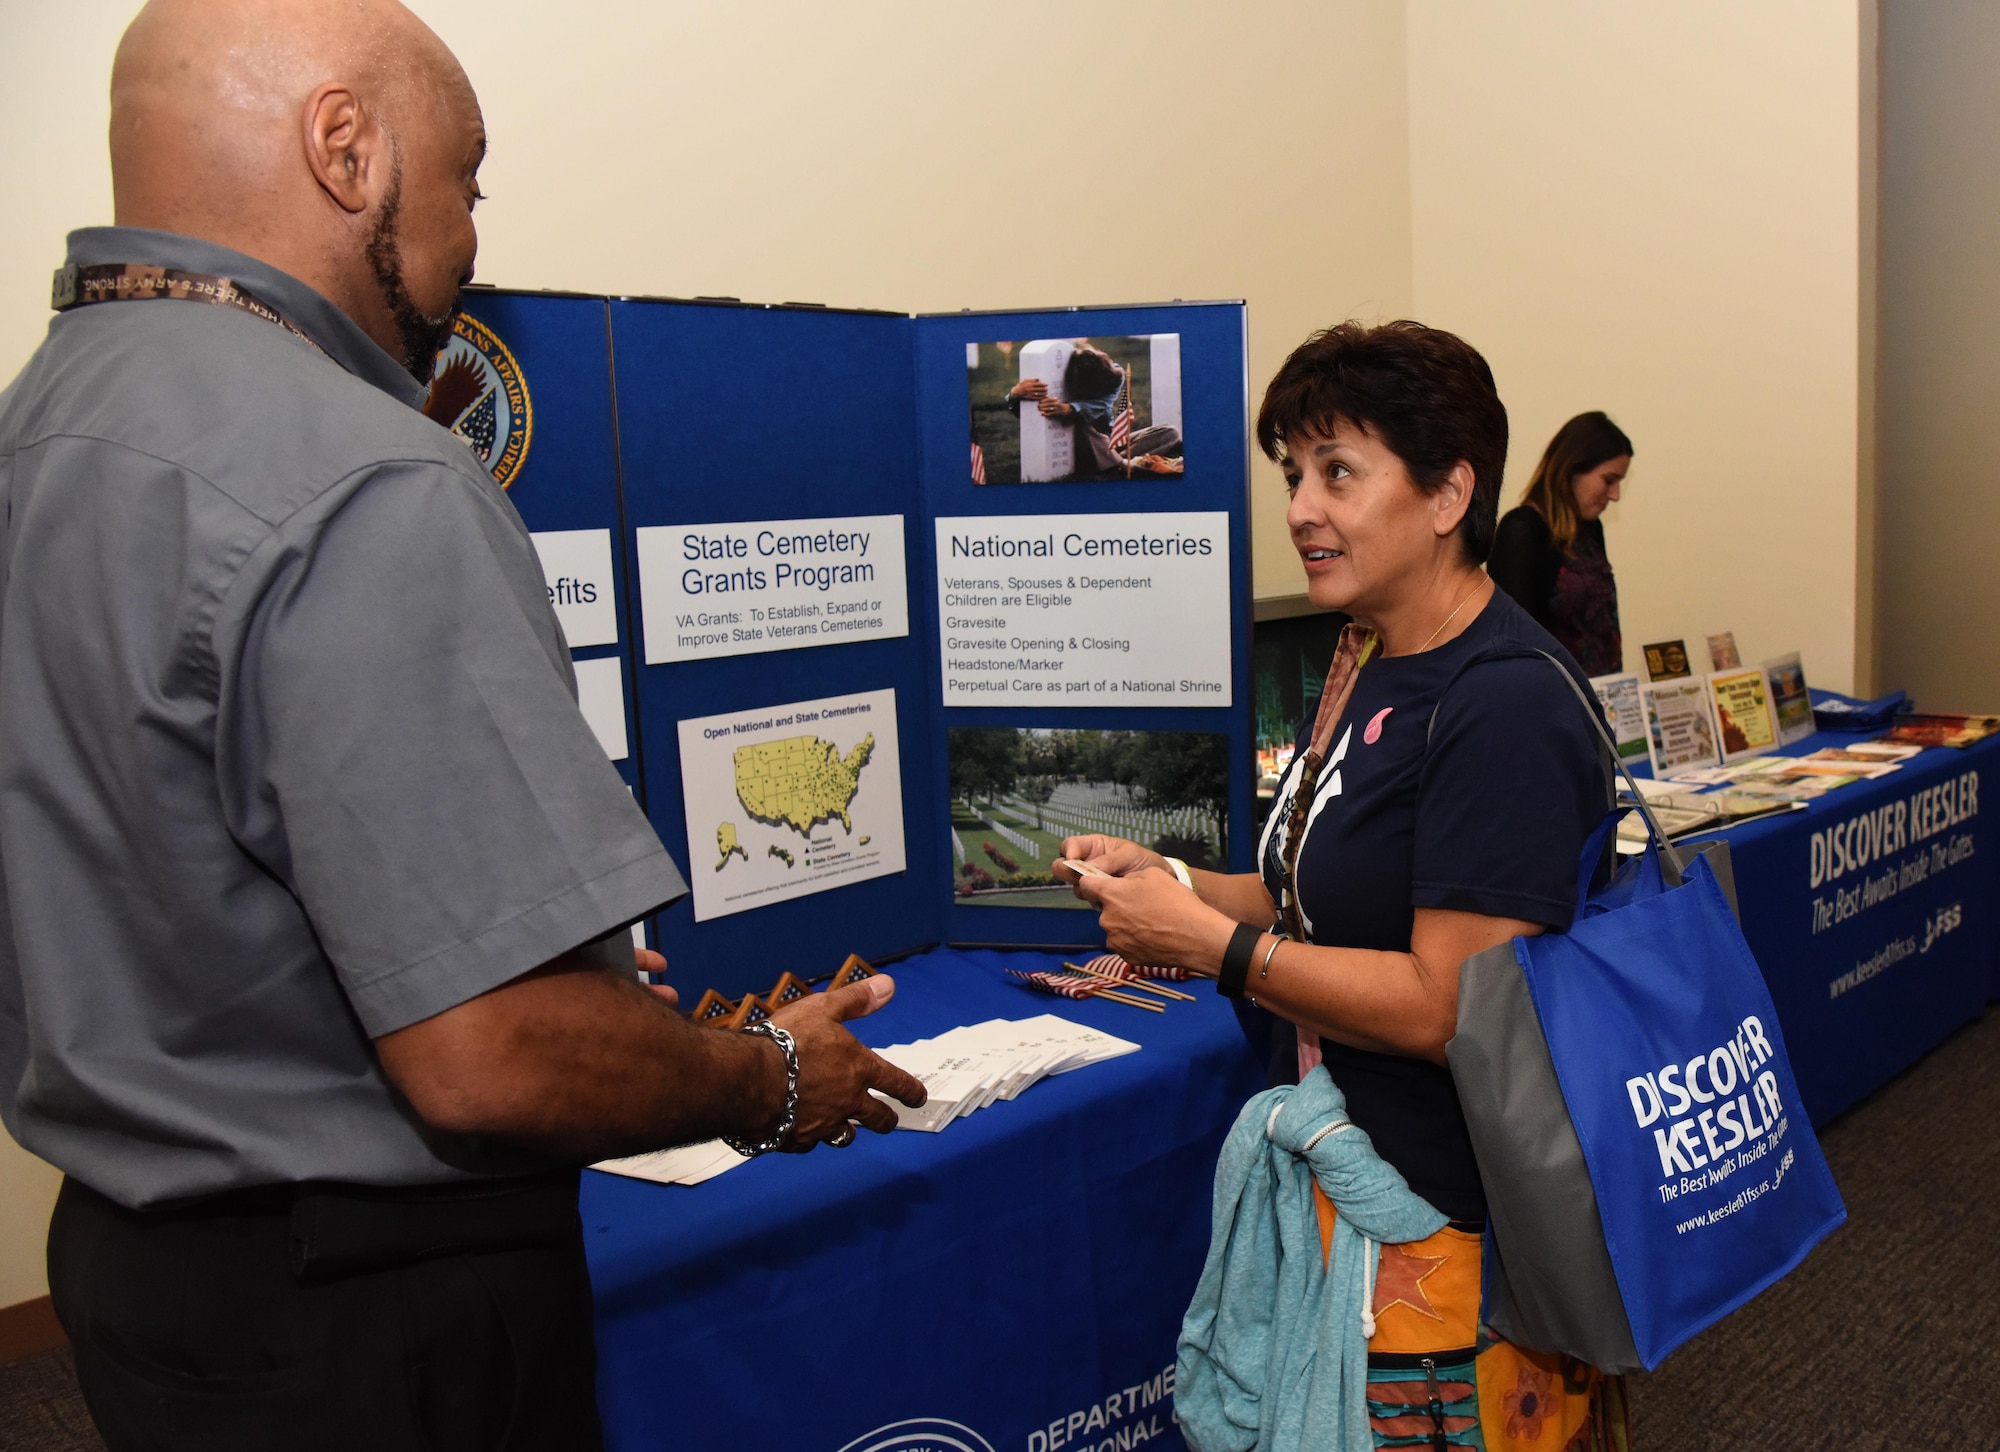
[302,82,388,215]
[1433,461,1476,539]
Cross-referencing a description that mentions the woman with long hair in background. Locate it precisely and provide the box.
[1487,411,1632,675]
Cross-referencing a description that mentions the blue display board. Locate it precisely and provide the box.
[609,300,944,992]
[445,289,651,942]
[438,290,1253,998]
[912,306,1254,949]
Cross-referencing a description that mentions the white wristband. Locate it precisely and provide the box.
[1163,856,1195,891]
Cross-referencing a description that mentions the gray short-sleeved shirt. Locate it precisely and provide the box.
[0,227,688,1207]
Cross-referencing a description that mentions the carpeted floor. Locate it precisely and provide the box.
[1625,1002,2000,1450]
[4,1008,1997,1451]
[0,1347,100,1452]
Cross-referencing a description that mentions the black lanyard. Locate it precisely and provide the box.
[52,261,330,361]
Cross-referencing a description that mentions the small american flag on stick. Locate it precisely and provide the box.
[1084,952,1196,983]
[1110,370,1134,477]
[971,438,987,485]
[1005,969,1161,1012]
[1006,968,1097,1000]
[1061,962,1195,1002]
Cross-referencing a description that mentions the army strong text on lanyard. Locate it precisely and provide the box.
[52,262,333,362]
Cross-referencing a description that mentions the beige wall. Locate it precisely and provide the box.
[418,0,1417,603]
[0,1140,61,1309]
[0,0,1897,1310]
[1406,0,1869,693]
[0,0,1417,604]
[1877,0,2000,713]
[0,0,1415,1304]
[0,0,138,1312]
[0,1,133,387]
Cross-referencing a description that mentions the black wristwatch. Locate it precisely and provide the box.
[1216,923,1263,999]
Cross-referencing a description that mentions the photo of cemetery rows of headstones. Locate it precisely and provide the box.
[948,727,1230,909]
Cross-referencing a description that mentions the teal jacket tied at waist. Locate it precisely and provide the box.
[1175,1067,1449,1452]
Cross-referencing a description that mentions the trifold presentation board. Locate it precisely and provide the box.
[437,286,1250,998]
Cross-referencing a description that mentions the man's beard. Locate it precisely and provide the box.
[365,158,461,385]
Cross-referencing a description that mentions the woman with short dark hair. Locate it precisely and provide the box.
[1062,321,1627,1447]
[1488,411,1634,676]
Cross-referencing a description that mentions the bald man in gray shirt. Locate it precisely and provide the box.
[0,2,921,1447]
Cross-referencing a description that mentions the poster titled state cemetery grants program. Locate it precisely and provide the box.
[676,689,907,922]
[636,514,908,665]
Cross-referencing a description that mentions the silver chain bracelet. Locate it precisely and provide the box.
[721,1022,798,1158]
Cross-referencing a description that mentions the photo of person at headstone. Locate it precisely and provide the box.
[968,334,1185,483]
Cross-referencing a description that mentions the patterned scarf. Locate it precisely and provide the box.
[1270,623,1379,1077]
[1274,623,1381,943]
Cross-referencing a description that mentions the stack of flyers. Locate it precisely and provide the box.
[1615,788,1803,849]
[1771,752,1904,781]
[1848,740,1925,761]
[1728,775,1852,803]
[1711,747,1909,803]
[1661,740,1925,809]
[870,1015,1141,1133]
[1668,757,1786,787]
[586,1015,1141,1185]
[1796,744,1920,770]
[1880,714,2000,749]
[1615,802,1719,850]
[593,1139,751,1188]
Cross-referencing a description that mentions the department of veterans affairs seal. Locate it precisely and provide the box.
[835,1418,996,1452]
[422,311,532,488]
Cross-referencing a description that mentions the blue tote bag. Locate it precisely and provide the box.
[1446,658,1846,1372]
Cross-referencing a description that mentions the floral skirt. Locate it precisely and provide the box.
[1314,1187,1630,1450]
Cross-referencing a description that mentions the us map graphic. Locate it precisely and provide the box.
[679,689,905,922]
[733,733,875,839]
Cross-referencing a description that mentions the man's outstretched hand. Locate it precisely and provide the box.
[767,974,926,1150]
[375,946,927,1162]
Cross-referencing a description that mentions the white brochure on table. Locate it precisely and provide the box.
[676,687,906,922]
[933,512,1231,706]
[635,513,908,664]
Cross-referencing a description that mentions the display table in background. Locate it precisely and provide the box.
[584,948,1265,1452]
[1671,730,1999,1124]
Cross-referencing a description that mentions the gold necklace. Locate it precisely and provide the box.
[1414,577,1487,653]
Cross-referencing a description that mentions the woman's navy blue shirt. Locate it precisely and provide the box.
[1255,589,1607,1220]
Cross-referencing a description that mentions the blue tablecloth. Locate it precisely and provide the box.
[583,733,1997,1451]
[1666,731,1999,1124]
[584,948,1265,1452]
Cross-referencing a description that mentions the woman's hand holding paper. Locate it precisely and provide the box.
[1054,833,1163,884]
[1069,866,1236,980]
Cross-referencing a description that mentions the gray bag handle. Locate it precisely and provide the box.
[1528,653,1743,915]
[1530,651,1690,873]
[1425,647,1688,875]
